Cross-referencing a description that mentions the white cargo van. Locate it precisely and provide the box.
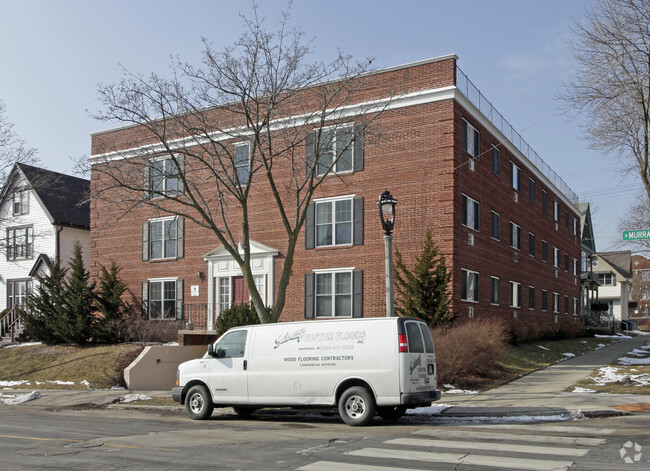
[171,317,440,426]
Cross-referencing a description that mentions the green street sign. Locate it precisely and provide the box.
[623,230,650,241]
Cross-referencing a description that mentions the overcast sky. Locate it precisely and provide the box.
[0,0,639,252]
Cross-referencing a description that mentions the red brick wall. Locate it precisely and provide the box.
[90,55,582,337]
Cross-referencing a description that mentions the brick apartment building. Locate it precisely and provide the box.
[89,55,582,342]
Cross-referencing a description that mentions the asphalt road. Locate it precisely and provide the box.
[1,406,649,470]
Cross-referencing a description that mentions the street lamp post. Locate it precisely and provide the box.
[377,190,397,317]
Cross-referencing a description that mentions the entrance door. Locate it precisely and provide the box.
[232,276,250,305]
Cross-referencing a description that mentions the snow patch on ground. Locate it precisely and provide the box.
[0,391,41,405]
[3,342,42,349]
[119,393,152,403]
[0,380,30,387]
[571,387,596,393]
[537,345,550,351]
[442,384,479,395]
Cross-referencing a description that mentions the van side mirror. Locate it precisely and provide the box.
[207,344,215,357]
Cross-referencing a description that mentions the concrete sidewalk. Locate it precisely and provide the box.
[3,335,650,420]
[438,334,650,418]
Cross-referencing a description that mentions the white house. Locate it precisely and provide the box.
[0,163,90,313]
[592,251,632,325]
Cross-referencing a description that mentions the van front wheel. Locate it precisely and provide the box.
[338,386,376,426]
[185,385,214,420]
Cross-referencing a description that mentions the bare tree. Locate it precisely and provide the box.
[0,100,38,193]
[619,200,650,250]
[88,5,387,323]
[561,0,650,202]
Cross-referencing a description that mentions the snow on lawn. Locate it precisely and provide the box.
[571,387,596,393]
[587,366,650,387]
[0,380,30,388]
[442,384,479,395]
[537,345,550,351]
[3,342,42,349]
[0,391,41,405]
[618,357,650,366]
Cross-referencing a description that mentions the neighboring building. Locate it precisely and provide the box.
[0,163,90,312]
[630,254,650,328]
[89,55,582,342]
[592,251,632,325]
[577,202,601,325]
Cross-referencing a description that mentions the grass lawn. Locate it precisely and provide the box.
[0,343,143,390]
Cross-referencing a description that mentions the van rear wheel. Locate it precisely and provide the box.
[377,405,407,421]
[185,385,214,420]
[338,386,376,426]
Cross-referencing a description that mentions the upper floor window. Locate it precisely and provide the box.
[541,240,548,262]
[510,162,521,191]
[317,125,354,175]
[142,217,184,261]
[528,232,535,256]
[147,155,184,198]
[553,246,560,268]
[13,189,29,215]
[553,292,560,313]
[6,226,33,260]
[306,196,363,249]
[542,190,548,212]
[234,142,250,185]
[491,145,500,174]
[509,221,521,250]
[529,178,535,202]
[462,194,480,231]
[491,211,500,240]
[462,119,480,158]
[573,217,578,236]
[553,201,560,222]
[598,273,617,286]
[461,268,480,302]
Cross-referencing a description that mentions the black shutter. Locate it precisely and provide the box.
[305,131,315,178]
[353,123,364,172]
[177,217,184,259]
[475,273,480,302]
[304,273,315,319]
[353,270,363,318]
[142,222,149,261]
[305,203,315,250]
[461,270,467,300]
[474,201,480,231]
[176,279,184,320]
[141,281,149,319]
[143,163,150,199]
[353,197,364,246]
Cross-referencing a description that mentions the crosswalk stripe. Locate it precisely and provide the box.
[413,428,606,446]
[346,447,574,471]
[475,424,615,435]
[297,462,429,471]
[386,438,589,457]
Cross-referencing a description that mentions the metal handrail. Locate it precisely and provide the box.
[0,306,23,343]
[456,66,579,205]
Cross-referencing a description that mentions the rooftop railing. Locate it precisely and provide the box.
[456,65,579,205]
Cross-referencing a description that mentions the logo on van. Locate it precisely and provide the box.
[274,328,306,349]
[409,356,422,375]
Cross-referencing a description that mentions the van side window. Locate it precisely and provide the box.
[405,323,424,353]
[419,324,435,354]
[215,330,247,358]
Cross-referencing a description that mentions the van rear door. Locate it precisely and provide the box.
[400,320,436,396]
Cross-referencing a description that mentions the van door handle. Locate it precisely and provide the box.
[243,360,248,371]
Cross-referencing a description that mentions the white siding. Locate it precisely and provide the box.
[0,173,89,311]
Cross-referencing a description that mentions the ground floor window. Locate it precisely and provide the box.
[305,269,363,318]
[7,279,32,308]
[142,279,183,320]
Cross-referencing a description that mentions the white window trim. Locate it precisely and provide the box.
[461,268,480,303]
[148,216,180,260]
[462,194,480,231]
[234,142,251,185]
[509,281,522,308]
[313,268,354,318]
[462,119,479,157]
[553,292,560,313]
[314,197,355,248]
[146,278,180,321]
[510,221,521,250]
[150,154,181,198]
